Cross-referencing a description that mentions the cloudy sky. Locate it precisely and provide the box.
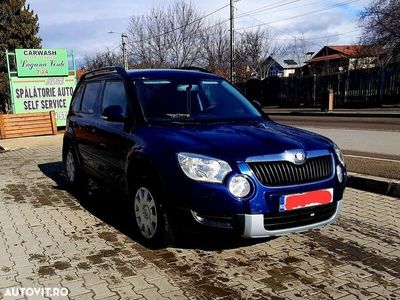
[26,0,370,64]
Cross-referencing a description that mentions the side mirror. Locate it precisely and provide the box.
[251,100,270,120]
[252,100,263,112]
[102,105,125,122]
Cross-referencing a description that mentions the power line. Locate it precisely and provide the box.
[237,0,328,19]
[235,0,361,31]
[235,0,301,18]
[96,43,121,54]
[234,6,325,48]
[131,3,230,44]
[273,29,361,41]
[108,43,122,52]
[237,6,324,51]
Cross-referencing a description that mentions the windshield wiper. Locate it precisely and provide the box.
[170,121,201,125]
[149,119,201,126]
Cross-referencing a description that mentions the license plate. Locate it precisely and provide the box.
[279,188,333,212]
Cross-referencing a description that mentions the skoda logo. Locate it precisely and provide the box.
[293,150,306,165]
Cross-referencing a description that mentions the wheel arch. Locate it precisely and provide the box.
[62,134,82,167]
[62,135,73,164]
[125,152,166,197]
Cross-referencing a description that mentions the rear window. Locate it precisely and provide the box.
[71,84,84,112]
[81,82,101,114]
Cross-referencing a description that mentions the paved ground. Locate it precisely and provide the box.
[270,115,400,180]
[0,135,399,299]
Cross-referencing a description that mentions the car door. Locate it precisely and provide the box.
[74,80,103,174]
[94,79,131,186]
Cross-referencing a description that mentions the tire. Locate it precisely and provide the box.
[65,146,88,192]
[131,180,175,247]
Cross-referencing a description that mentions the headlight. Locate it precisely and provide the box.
[177,152,232,183]
[337,165,343,183]
[228,175,251,198]
[333,144,345,166]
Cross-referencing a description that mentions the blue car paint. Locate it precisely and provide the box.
[127,120,346,216]
[64,68,346,235]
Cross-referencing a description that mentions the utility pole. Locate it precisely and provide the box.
[230,0,235,83]
[121,33,128,70]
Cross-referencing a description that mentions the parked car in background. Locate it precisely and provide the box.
[63,67,347,246]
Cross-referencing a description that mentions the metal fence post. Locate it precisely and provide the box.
[313,74,317,107]
[379,66,386,105]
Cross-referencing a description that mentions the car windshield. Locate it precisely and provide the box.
[134,79,263,123]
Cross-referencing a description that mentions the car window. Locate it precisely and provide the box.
[102,80,127,115]
[134,79,262,123]
[71,84,84,113]
[81,81,101,114]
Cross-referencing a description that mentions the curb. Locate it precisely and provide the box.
[347,172,400,198]
[265,112,400,118]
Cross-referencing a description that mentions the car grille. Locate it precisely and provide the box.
[263,201,337,231]
[248,155,333,186]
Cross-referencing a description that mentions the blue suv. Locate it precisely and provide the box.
[63,67,346,245]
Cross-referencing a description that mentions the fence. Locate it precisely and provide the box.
[0,111,57,139]
[238,62,400,107]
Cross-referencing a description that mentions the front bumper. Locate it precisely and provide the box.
[240,199,343,238]
[164,149,346,237]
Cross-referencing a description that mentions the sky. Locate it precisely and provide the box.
[26,0,370,65]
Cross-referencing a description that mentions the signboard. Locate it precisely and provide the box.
[10,76,76,126]
[15,48,69,77]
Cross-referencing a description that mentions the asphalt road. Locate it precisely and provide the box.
[269,115,400,132]
[270,115,400,180]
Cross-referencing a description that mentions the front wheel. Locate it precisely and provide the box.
[65,147,87,191]
[132,182,174,247]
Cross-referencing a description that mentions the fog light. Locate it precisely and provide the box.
[337,165,343,183]
[228,175,251,198]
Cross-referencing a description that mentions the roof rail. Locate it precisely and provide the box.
[81,66,127,80]
[175,66,212,73]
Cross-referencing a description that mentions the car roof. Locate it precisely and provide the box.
[80,67,223,82]
[125,69,222,80]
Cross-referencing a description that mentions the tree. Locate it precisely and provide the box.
[127,0,204,68]
[284,35,310,76]
[235,29,282,81]
[82,49,123,71]
[200,20,230,78]
[359,0,400,62]
[286,36,309,66]
[0,0,42,112]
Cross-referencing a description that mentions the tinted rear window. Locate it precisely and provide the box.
[71,84,84,112]
[81,82,101,114]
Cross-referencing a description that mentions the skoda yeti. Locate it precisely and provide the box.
[63,67,346,245]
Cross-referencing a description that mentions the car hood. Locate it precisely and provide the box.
[138,120,333,162]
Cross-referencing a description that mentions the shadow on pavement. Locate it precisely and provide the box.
[38,161,273,250]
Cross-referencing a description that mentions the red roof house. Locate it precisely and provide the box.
[308,45,380,74]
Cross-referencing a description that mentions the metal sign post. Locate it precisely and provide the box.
[5,50,17,112]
